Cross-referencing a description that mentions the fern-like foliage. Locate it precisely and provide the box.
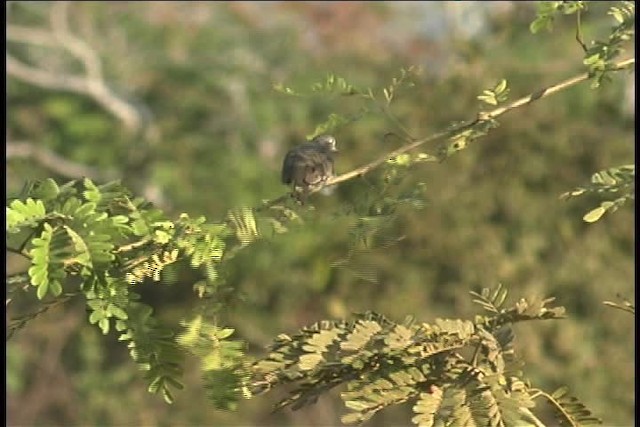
[249,284,596,426]
[176,315,248,409]
[5,178,253,405]
[274,67,420,139]
[535,386,602,426]
[560,164,634,222]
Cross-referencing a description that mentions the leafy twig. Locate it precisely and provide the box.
[314,58,634,194]
[575,9,588,52]
[255,57,634,214]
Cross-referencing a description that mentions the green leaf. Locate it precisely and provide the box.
[299,353,323,371]
[27,223,69,299]
[217,328,235,340]
[82,178,101,202]
[341,412,364,425]
[309,113,353,139]
[31,178,60,201]
[36,280,49,300]
[6,198,47,233]
[583,53,602,65]
[74,202,97,218]
[108,304,129,320]
[583,206,606,223]
[48,279,63,297]
[412,389,444,427]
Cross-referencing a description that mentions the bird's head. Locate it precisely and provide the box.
[312,135,338,153]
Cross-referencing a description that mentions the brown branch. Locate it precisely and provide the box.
[477,58,635,121]
[50,1,104,81]
[6,52,144,134]
[6,246,31,261]
[6,25,60,47]
[575,9,588,53]
[7,140,119,182]
[6,2,147,134]
[328,57,636,187]
[260,57,635,209]
[6,53,90,93]
[114,237,153,253]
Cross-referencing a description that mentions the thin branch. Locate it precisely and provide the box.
[7,53,89,93]
[50,1,104,82]
[114,237,153,253]
[16,227,38,254]
[329,57,635,188]
[6,2,147,133]
[478,58,634,121]
[6,246,32,261]
[603,301,635,314]
[381,104,415,141]
[7,292,80,341]
[518,408,547,427]
[7,25,60,47]
[259,57,635,210]
[7,141,119,182]
[575,10,588,53]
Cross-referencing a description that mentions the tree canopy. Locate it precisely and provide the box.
[6,2,634,426]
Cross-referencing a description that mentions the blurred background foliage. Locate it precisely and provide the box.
[6,1,634,426]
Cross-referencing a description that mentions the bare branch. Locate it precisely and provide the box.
[6,2,147,134]
[50,1,103,81]
[7,140,119,182]
[6,246,32,261]
[7,53,88,92]
[7,25,60,47]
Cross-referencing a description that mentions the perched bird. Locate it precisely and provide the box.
[281,135,338,200]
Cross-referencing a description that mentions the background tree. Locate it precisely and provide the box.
[6,2,634,426]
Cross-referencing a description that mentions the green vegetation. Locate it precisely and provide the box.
[7,2,634,426]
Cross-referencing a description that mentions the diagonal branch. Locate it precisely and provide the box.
[50,1,104,81]
[258,57,635,211]
[7,140,119,182]
[6,52,90,93]
[330,57,635,188]
[6,25,60,47]
[6,2,147,134]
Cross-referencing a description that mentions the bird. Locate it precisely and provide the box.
[281,135,338,201]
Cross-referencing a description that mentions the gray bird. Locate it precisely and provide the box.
[281,135,338,199]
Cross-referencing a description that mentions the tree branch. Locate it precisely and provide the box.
[50,1,104,81]
[6,25,60,47]
[6,2,148,134]
[6,246,32,261]
[7,140,119,182]
[259,57,635,210]
[332,58,635,188]
[6,53,90,93]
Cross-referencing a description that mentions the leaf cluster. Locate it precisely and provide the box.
[560,164,634,223]
[249,284,598,426]
[6,177,248,404]
[530,1,635,88]
[275,67,420,140]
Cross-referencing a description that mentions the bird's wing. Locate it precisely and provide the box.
[281,150,297,184]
